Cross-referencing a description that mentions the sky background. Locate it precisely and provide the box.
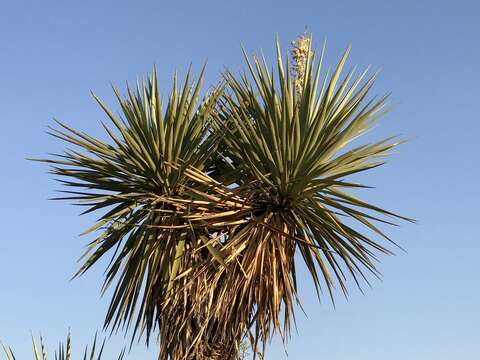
[1,0,479,359]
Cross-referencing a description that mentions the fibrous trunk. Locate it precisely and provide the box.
[156,241,243,360]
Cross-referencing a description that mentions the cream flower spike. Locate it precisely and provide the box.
[291,33,312,95]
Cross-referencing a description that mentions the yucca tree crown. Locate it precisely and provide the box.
[39,66,224,340]
[35,34,412,359]
[197,35,413,353]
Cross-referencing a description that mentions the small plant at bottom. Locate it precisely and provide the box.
[1,333,125,360]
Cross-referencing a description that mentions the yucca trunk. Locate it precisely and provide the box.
[158,317,240,360]
[195,337,238,360]
[156,246,243,360]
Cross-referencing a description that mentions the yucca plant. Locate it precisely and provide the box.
[1,333,125,360]
[35,34,412,359]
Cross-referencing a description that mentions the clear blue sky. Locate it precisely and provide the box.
[1,1,479,359]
